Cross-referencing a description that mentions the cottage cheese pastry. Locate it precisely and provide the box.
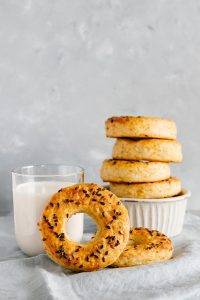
[106,116,177,140]
[100,159,170,183]
[112,228,173,267]
[39,183,130,272]
[113,138,182,163]
[110,177,181,199]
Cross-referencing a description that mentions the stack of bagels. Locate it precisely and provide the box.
[100,116,182,199]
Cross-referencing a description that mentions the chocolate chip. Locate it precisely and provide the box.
[74,246,81,252]
[115,211,122,216]
[115,240,120,247]
[58,233,65,241]
[54,232,59,238]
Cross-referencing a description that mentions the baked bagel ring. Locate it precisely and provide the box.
[113,138,182,163]
[110,177,181,199]
[112,228,173,267]
[39,183,130,272]
[100,159,170,183]
[106,116,177,140]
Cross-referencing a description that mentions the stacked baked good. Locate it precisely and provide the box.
[100,116,182,199]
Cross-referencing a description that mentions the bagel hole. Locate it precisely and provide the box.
[65,213,97,243]
[83,214,98,243]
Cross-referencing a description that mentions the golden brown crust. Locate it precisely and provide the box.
[112,228,173,267]
[112,138,182,163]
[106,116,177,140]
[109,177,181,199]
[100,159,170,183]
[39,183,130,272]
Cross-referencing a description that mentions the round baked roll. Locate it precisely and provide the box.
[112,228,173,267]
[109,177,181,199]
[106,116,177,140]
[39,183,130,272]
[112,138,182,163]
[100,159,170,183]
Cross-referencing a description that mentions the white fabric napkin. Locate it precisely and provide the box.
[1,213,200,300]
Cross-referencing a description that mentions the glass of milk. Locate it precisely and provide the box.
[12,164,84,256]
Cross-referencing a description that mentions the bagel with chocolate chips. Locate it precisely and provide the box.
[112,227,173,267]
[39,183,130,272]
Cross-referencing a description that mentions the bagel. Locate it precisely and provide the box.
[106,116,177,140]
[109,177,181,199]
[112,227,173,267]
[100,159,170,183]
[112,138,182,163]
[39,183,130,272]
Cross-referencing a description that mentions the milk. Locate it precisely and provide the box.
[13,181,84,256]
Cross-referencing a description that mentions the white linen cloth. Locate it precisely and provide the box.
[0,212,200,300]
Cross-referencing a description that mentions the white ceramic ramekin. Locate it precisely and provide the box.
[122,189,191,237]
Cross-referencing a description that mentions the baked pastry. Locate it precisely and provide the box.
[106,116,177,140]
[110,177,181,199]
[39,183,130,272]
[100,159,170,183]
[112,138,182,163]
[112,227,173,267]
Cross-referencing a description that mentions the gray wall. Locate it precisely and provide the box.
[0,0,199,212]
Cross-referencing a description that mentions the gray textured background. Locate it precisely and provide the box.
[0,0,199,212]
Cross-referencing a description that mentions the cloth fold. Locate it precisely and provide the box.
[1,213,200,300]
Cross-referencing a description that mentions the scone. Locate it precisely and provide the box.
[112,138,182,163]
[106,116,177,140]
[100,159,170,183]
[110,177,181,199]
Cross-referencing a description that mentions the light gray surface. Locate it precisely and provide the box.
[0,1,199,212]
[1,212,200,300]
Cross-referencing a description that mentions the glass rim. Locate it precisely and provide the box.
[11,164,84,177]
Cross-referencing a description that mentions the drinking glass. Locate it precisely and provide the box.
[12,164,84,256]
